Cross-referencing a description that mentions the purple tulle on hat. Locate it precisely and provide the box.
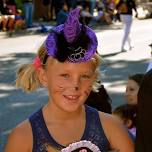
[45,8,98,63]
[63,8,81,43]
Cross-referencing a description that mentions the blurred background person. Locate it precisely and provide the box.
[0,0,16,33]
[112,73,144,141]
[50,0,65,21]
[23,0,34,28]
[113,104,137,141]
[79,5,93,25]
[146,43,152,72]
[125,73,144,105]
[66,0,77,11]
[116,0,138,52]
[89,0,96,15]
[56,2,69,25]
[0,0,8,31]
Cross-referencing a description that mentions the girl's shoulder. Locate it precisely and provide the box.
[98,112,122,131]
[98,112,134,151]
[12,119,32,137]
[5,120,33,152]
[98,111,129,135]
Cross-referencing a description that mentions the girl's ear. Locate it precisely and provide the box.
[37,68,48,88]
[125,119,133,128]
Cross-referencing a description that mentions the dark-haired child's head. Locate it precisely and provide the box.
[113,104,137,129]
[125,73,144,105]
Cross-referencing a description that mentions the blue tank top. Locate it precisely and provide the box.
[29,105,110,152]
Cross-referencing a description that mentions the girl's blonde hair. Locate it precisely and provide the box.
[16,44,102,93]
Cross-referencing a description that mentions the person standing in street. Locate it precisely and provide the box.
[23,0,34,28]
[116,0,138,52]
[89,0,96,15]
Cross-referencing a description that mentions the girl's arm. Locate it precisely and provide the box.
[99,112,134,152]
[5,120,32,152]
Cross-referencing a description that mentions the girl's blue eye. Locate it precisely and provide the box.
[81,75,91,79]
[130,88,135,91]
[60,74,69,78]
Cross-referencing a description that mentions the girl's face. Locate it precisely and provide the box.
[125,79,139,105]
[40,58,96,112]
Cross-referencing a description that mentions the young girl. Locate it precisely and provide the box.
[125,73,144,105]
[5,8,134,152]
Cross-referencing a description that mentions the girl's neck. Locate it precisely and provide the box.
[43,102,85,123]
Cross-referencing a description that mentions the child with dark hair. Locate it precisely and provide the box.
[113,104,137,138]
[125,73,144,105]
[56,3,69,25]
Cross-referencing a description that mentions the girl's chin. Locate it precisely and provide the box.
[62,106,81,113]
[128,101,137,105]
[61,100,82,111]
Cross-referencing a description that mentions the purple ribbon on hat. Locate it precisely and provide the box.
[45,8,98,63]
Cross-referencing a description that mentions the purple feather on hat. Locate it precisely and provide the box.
[63,8,81,43]
[45,8,98,63]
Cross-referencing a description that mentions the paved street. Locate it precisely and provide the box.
[0,18,152,151]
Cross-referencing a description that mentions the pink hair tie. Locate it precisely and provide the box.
[33,56,41,70]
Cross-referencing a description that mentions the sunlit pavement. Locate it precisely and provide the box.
[0,18,152,151]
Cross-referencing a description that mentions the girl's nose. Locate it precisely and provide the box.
[75,86,79,91]
[72,77,81,91]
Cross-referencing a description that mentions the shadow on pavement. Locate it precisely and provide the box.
[102,52,122,58]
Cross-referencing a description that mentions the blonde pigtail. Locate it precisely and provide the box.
[16,43,48,93]
[16,63,41,93]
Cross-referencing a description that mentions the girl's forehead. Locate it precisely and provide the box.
[47,59,95,72]
[127,80,140,88]
[49,58,94,66]
[128,79,138,85]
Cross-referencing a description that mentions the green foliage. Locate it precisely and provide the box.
[15,0,23,11]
